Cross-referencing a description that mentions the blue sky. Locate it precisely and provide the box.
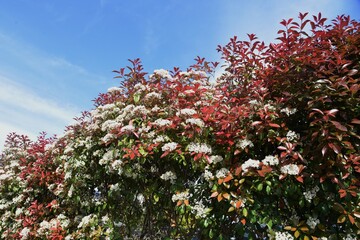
[0,0,359,149]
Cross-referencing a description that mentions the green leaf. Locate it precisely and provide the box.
[133,93,141,103]
[257,183,263,191]
[243,208,248,217]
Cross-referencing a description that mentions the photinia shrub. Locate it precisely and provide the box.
[0,12,359,239]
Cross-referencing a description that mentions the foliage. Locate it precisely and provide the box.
[0,13,359,239]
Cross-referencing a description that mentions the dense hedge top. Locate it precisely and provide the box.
[0,13,359,240]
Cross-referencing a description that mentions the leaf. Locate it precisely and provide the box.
[251,121,262,126]
[228,206,235,212]
[294,230,300,238]
[333,202,345,213]
[353,212,360,218]
[222,192,230,200]
[210,192,219,198]
[184,199,189,206]
[236,200,242,209]
[330,121,347,132]
[337,214,346,223]
[242,208,248,217]
[269,123,281,128]
[223,174,233,183]
[240,218,246,225]
[217,194,223,202]
[348,214,355,224]
[304,236,310,240]
[351,118,360,124]
[328,142,341,154]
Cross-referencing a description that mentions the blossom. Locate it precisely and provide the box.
[121,125,135,132]
[242,159,260,173]
[161,142,178,152]
[186,118,205,127]
[153,118,172,127]
[216,168,229,179]
[281,107,297,116]
[280,164,300,175]
[78,214,94,229]
[275,231,294,240]
[154,69,172,79]
[286,130,299,141]
[262,155,279,166]
[303,186,320,202]
[188,142,212,154]
[209,155,223,164]
[20,227,30,240]
[145,92,162,100]
[191,201,209,218]
[204,169,214,181]
[236,138,254,149]
[160,171,177,183]
[107,87,122,93]
[306,216,320,229]
[172,190,191,202]
[176,108,197,117]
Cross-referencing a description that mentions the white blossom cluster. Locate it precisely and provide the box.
[161,142,178,152]
[107,87,122,93]
[191,201,209,218]
[274,231,294,240]
[262,155,279,166]
[281,107,297,116]
[153,118,172,127]
[280,164,300,175]
[20,227,31,240]
[204,169,214,181]
[176,108,197,117]
[78,214,96,229]
[345,234,357,240]
[215,168,229,179]
[264,103,276,112]
[236,138,254,149]
[303,186,320,202]
[172,190,191,202]
[249,99,261,106]
[209,155,223,164]
[37,219,58,235]
[185,118,205,127]
[242,159,260,173]
[153,69,172,79]
[286,130,299,142]
[187,142,212,154]
[153,135,168,144]
[160,171,177,183]
[306,216,320,229]
[145,92,162,100]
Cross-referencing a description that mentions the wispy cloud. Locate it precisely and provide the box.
[0,31,109,150]
[0,76,78,149]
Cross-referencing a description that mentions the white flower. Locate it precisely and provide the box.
[303,186,320,202]
[176,108,197,117]
[132,105,149,116]
[242,159,260,173]
[160,171,177,183]
[204,169,214,181]
[216,168,229,179]
[154,69,171,78]
[161,142,178,152]
[306,216,320,229]
[249,99,261,106]
[188,143,212,154]
[121,125,135,132]
[264,103,276,112]
[145,92,162,100]
[137,194,145,206]
[191,201,209,218]
[153,119,172,127]
[153,135,167,144]
[262,155,279,166]
[186,118,205,127]
[286,130,299,141]
[20,227,30,240]
[171,190,191,202]
[236,139,254,149]
[280,164,300,175]
[281,107,297,116]
[275,231,294,240]
[209,155,223,164]
[108,87,122,93]
[78,214,94,229]
[345,234,357,240]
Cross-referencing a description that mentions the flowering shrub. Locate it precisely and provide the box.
[0,13,359,239]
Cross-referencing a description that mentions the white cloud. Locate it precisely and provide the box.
[0,76,78,150]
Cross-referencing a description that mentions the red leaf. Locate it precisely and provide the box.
[351,118,360,125]
[223,174,233,183]
[330,121,347,131]
[251,121,262,126]
[241,218,246,225]
[269,123,280,128]
[296,176,304,183]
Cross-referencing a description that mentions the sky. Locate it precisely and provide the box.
[0,0,359,150]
